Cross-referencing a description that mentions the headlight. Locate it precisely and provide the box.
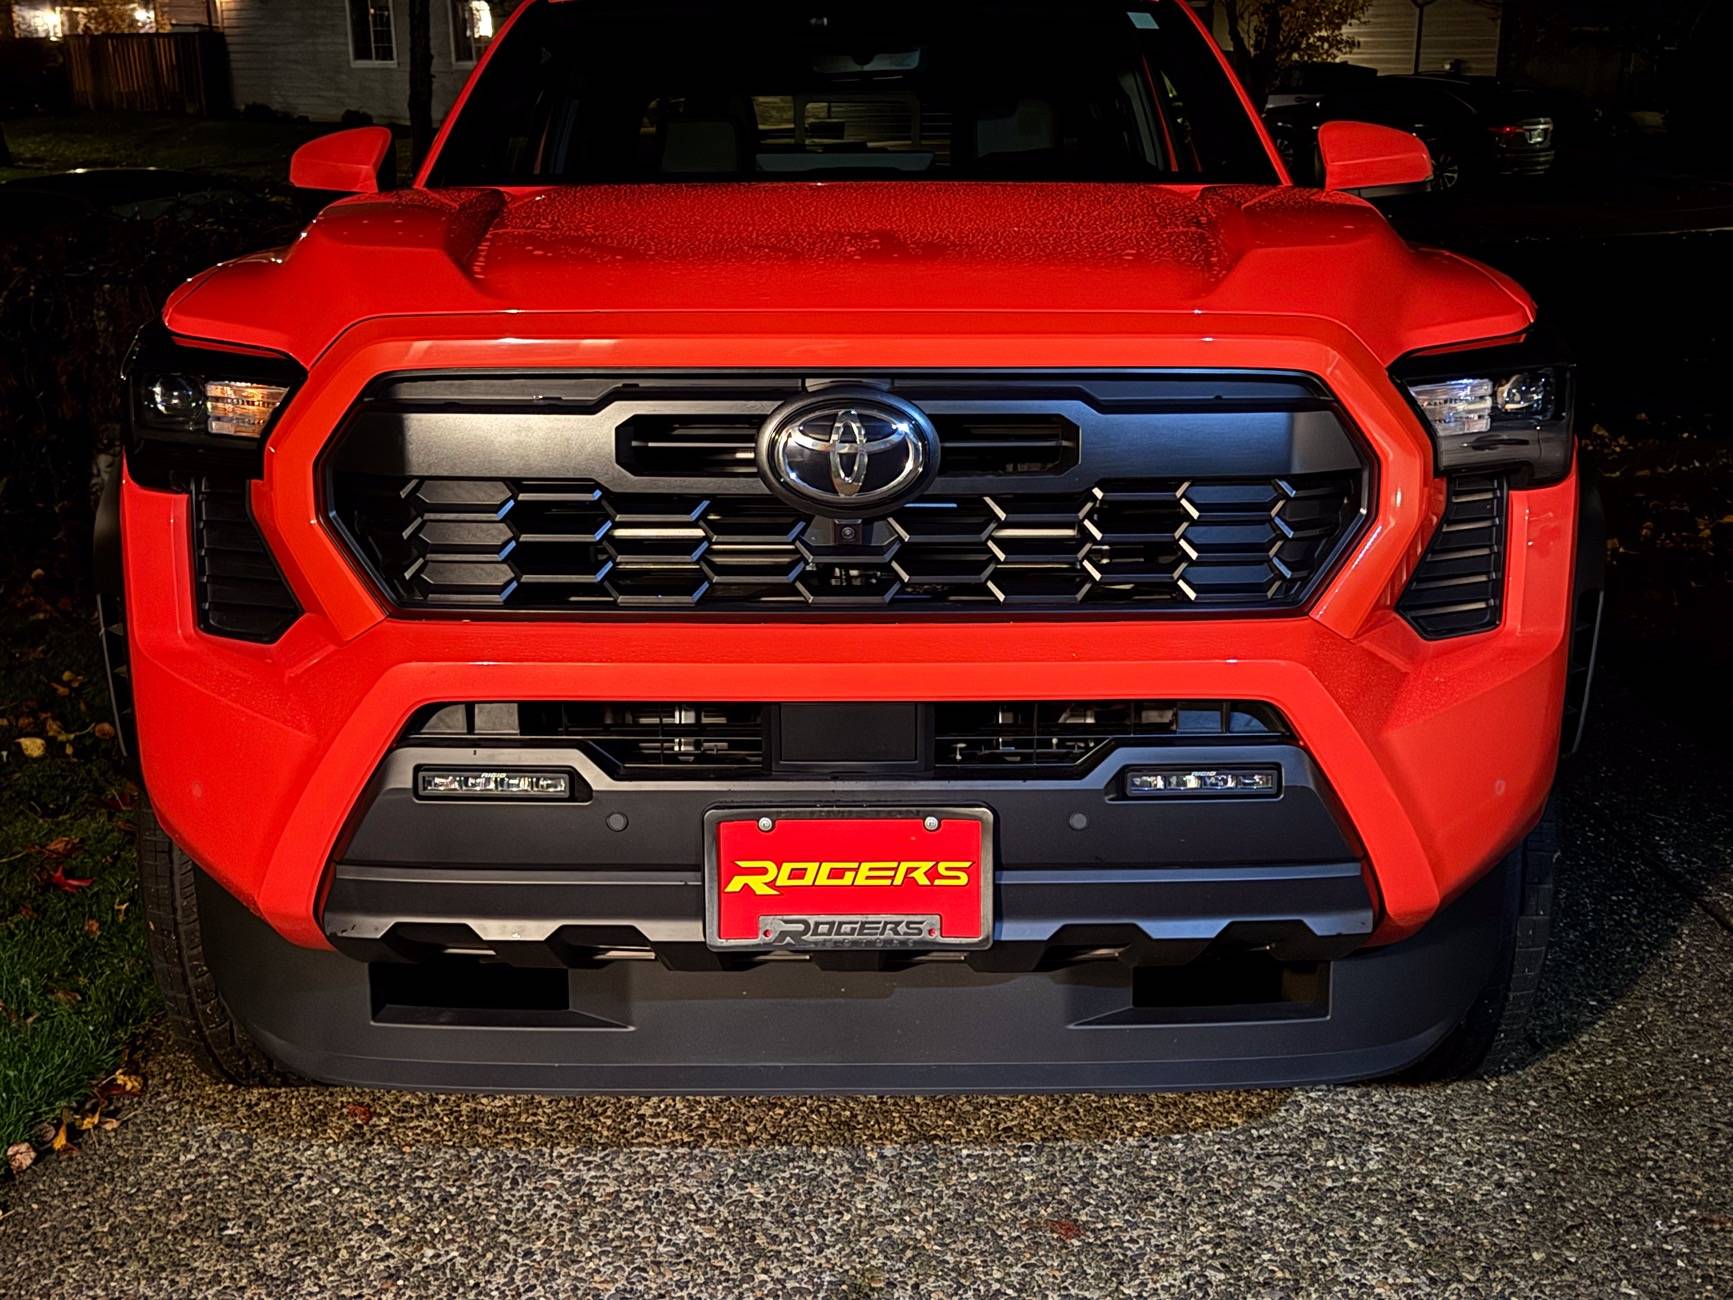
[125,324,306,488]
[1393,331,1574,487]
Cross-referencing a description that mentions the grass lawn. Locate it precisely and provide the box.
[0,569,156,1151]
[0,112,410,185]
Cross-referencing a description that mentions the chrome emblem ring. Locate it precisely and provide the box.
[757,389,939,517]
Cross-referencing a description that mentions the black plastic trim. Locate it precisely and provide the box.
[1397,474,1508,640]
[338,741,1357,874]
[322,859,1372,970]
[196,858,1508,1093]
[188,476,303,643]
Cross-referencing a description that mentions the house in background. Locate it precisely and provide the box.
[1188,0,1504,78]
[161,0,494,123]
[1333,0,1503,77]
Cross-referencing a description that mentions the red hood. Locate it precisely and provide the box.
[164,182,1532,364]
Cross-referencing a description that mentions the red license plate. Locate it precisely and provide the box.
[706,809,993,951]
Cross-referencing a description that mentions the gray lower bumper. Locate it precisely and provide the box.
[200,861,1506,1094]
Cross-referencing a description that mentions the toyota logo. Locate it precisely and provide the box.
[757,390,939,517]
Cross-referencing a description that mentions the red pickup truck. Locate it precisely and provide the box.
[100,0,1601,1092]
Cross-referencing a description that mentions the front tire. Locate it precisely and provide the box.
[139,805,296,1087]
[1402,801,1559,1081]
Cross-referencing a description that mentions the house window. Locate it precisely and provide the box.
[451,0,494,66]
[349,0,397,65]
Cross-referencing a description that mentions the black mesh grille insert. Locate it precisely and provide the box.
[326,371,1369,615]
[528,703,766,777]
[933,700,1287,772]
[404,700,1289,780]
[190,477,301,643]
[331,473,1363,612]
[1398,474,1507,639]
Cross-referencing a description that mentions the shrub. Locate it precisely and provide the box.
[0,195,302,572]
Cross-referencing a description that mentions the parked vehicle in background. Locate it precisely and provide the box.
[1268,73,1558,190]
[1263,61,1376,110]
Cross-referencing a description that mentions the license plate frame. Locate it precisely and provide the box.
[704,807,995,952]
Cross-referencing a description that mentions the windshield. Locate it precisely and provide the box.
[428,0,1279,187]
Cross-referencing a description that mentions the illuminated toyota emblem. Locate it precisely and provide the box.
[757,390,939,517]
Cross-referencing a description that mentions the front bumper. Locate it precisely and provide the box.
[124,467,1574,952]
[199,851,1509,1092]
[326,730,1375,970]
[121,319,1577,956]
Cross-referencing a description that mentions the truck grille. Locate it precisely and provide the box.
[332,472,1362,610]
[325,371,1368,615]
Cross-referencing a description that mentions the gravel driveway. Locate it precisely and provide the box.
[1,681,1729,1300]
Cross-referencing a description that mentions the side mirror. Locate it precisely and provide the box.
[289,126,397,194]
[1318,121,1433,196]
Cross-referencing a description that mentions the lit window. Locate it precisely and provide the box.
[14,5,66,40]
[451,0,493,65]
[348,0,396,64]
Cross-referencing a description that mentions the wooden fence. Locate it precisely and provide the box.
[65,32,231,116]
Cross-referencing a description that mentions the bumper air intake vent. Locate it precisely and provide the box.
[190,476,301,643]
[1398,474,1507,639]
[403,699,1290,780]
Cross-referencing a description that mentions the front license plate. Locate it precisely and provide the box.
[705,808,993,951]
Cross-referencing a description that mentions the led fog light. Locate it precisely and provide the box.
[1125,766,1280,798]
[416,769,574,800]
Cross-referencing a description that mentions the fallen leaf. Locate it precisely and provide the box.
[93,722,116,741]
[83,918,101,938]
[99,1118,119,1132]
[1044,1219,1085,1242]
[45,865,95,894]
[43,719,69,742]
[5,1142,33,1175]
[347,1103,374,1124]
[15,738,46,759]
[49,1119,71,1153]
[40,837,79,858]
[113,1069,143,1095]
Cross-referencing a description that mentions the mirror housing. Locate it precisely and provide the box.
[290,126,397,194]
[1318,121,1433,196]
